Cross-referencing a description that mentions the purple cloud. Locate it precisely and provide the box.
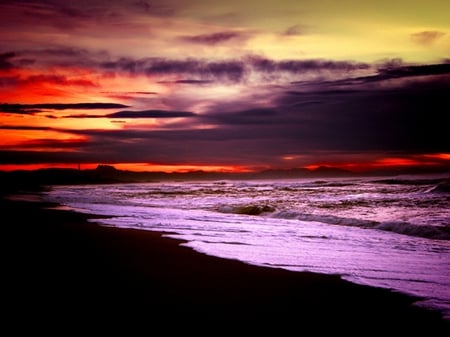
[101,57,247,82]
[100,56,371,83]
[247,55,370,73]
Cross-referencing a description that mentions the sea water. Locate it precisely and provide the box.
[44,174,450,320]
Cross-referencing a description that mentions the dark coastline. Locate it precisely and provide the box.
[2,191,450,333]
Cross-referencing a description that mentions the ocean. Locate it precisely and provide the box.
[44,174,450,320]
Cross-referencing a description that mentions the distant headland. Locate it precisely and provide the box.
[1,164,449,195]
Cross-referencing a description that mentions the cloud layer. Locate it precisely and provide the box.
[1,0,450,171]
[2,61,449,169]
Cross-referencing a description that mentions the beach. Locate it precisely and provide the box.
[2,192,449,333]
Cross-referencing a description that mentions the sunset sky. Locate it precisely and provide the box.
[1,0,449,172]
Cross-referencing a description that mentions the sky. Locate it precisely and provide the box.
[1,0,449,173]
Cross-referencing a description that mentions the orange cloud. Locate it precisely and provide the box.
[0,129,88,152]
[305,154,450,173]
[0,67,98,103]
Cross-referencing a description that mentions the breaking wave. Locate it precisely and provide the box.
[374,222,450,240]
[428,181,450,194]
[217,206,450,240]
[217,204,276,215]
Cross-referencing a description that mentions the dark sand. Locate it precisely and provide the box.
[2,193,449,333]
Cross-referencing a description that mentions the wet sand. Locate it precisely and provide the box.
[2,193,449,333]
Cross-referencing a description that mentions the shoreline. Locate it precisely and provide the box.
[2,192,450,332]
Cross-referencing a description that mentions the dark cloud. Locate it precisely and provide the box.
[180,31,244,45]
[0,52,17,70]
[4,48,372,85]
[56,5,91,19]
[204,108,279,125]
[295,61,450,88]
[0,49,104,85]
[2,71,449,168]
[0,125,57,131]
[67,71,449,157]
[2,52,450,168]
[44,114,59,119]
[101,56,371,83]
[55,68,447,166]
[8,1,94,30]
[0,106,41,115]
[21,74,97,87]
[282,25,305,36]
[274,74,450,154]
[411,31,445,45]
[58,114,99,119]
[32,47,92,58]
[101,57,247,82]
[158,79,212,85]
[0,103,129,114]
[19,47,109,68]
[63,109,196,119]
[8,138,88,150]
[0,150,92,165]
[58,128,287,166]
[247,56,370,73]
[378,63,450,79]
[133,0,151,13]
[132,0,175,16]
[109,110,195,118]
[101,91,158,95]
[0,0,176,40]
[0,76,19,87]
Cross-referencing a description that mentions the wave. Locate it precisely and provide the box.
[282,180,357,189]
[217,204,276,215]
[277,211,450,240]
[428,181,450,194]
[217,206,450,240]
[271,210,377,227]
[371,177,449,186]
[374,222,450,240]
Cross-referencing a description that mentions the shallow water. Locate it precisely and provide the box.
[45,174,450,320]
